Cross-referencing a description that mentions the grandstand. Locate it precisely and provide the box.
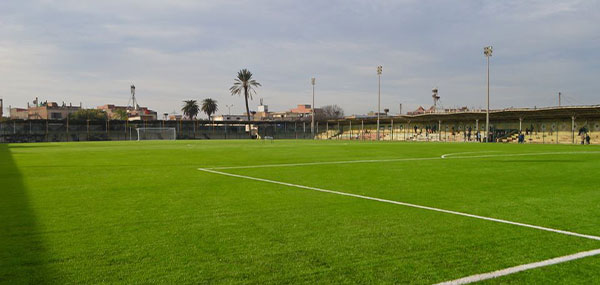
[317,105,600,144]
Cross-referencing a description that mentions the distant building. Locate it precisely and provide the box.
[10,108,28,120]
[407,105,470,115]
[345,114,377,119]
[257,104,268,113]
[127,108,157,121]
[367,111,388,117]
[214,103,324,121]
[407,106,431,115]
[213,115,246,121]
[291,104,312,114]
[269,112,304,120]
[97,104,157,121]
[269,104,323,121]
[443,106,470,113]
[168,114,183,121]
[290,104,322,115]
[10,99,81,120]
[97,104,128,119]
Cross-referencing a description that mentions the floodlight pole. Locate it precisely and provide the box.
[377,66,382,141]
[311,77,316,138]
[558,92,562,107]
[484,46,493,142]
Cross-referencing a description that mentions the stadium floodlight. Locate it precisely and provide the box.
[377,66,382,141]
[226,104,234,115]
[558,92,561,107]
[483,46,492,142]
[311,77,316,139]
[135,127,176,141]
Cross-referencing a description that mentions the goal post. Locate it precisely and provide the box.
[135,128,176,141]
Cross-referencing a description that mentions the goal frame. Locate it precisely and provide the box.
[135,127,177,141]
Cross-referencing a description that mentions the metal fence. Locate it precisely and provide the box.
[0,120,319,143]
[314,118,600,144]
[1,118,598,144]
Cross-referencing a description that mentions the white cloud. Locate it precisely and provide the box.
[0,0,599,116]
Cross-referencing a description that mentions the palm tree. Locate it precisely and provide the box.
[181,100,199,120]
[201,98,218,120]
[230,69,261,122]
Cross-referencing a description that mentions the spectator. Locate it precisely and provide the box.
[586,134,591,145]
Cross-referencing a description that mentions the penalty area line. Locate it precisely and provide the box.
[435,248,600,285]
[197,168,600,242]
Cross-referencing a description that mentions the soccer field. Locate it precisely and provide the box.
[2,140,600,284]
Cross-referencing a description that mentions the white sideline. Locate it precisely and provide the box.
[197,168,600,241]
[204,151,600,170]
[435,248,600,284]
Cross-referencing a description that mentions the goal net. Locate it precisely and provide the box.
[135,128,176,141]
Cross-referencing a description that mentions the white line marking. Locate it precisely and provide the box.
[197,168,600,241]
[445,151,600,160]
[436,248,600,284]
[440,151,498,159]
[205,157,441,170]
[204,151,600,170]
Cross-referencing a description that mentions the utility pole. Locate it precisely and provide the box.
[377,66,382,141]
[399,103,402,115]
[484,46,493,142]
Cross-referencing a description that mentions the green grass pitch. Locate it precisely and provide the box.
[1,140,600,283]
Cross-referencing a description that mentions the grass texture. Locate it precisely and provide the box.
[1,140,599,283]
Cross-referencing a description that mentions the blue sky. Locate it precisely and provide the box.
[1,0,599,117]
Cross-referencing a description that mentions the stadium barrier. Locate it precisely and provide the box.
[2,106,599,144]
[314,117,600,145]
[0,120,321,143]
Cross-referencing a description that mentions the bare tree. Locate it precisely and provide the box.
[318,105,345,120]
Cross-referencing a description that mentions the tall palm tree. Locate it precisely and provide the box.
[181,100,199,120]
[230,69,261,122]
[201,98,218,120]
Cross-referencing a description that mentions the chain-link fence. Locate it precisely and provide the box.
[1,116,598,144]
[313,117,599,144]
[0,120,322,143]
